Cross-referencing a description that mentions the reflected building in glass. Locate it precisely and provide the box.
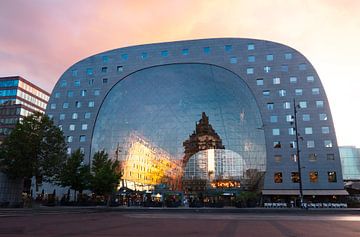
[46,38,346,198]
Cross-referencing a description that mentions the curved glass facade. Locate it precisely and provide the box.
[92,63,265,189]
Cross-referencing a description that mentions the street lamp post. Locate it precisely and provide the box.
[292,99,304,207]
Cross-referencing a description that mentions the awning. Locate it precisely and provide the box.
[262,189,348,196]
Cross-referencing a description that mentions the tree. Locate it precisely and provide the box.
[90,150,121,204]
[57,149,91,202]
[0,112,67,192]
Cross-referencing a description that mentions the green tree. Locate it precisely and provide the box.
[0,112,67,192]
[57,149,91,202]
[90,150,121,204]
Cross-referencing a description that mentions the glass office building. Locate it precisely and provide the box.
[339,146,360,181]
[47,38,346,197]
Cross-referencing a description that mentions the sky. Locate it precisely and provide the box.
[0,0,359,147]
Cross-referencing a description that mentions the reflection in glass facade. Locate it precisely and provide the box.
[339,146,360,180]
[92,64,266,190]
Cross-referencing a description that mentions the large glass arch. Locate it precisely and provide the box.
[91,63,266,190]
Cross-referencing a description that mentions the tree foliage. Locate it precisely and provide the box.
[57,149,91,195]
[0,112,67,189]
[90,150,121,197]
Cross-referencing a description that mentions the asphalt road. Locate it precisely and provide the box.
[1,210,359,237]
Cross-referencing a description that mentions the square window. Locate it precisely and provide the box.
[88,101,95,107]
[273,141,281,148]
[290,141,297,148]
[62,103,69,109]
[94,89,100,96]
[302,114,310,121]
[248,55,255,62]
[121,53,128,60]
[312,88,320,95]
[103,78,108,84]
[328,171,337,182]
[72,69,78,77]
[84,112,91,119]
[247,43,255,50]
[279,89,286,97]
[274,172,282,183]
[307,76,315,82]
[319,113,328,121]
[322,127,330,134]
[308,153,317,162]
[281,65,288,72]
[283,102,291,109]
[290,154,297,162]
[59,114,65,120]
[267,103,274,110]
[67,136,73,143]
[101,67,108,73]
[67,91,73,97]
[309,171,318,183]
[324,140,333,148]
[272,128,280,136]
[81,90,87,96]
[291,172,300,183]
[285,53,292,60]
[58,125,63,131]
[86,68,93,75]
[263,90,270,96]
[316,100,324,108]
[117,66,123,72]
[182,49,189,55]
[88,79,94,85]
[161,50,168,57]
[246,68,254,74]
[72,113,78,119]
[256,79,264,86]
[307,140,315,148]
[327,154,335,160]
[225,45,232,52]
[270,115,278,123]
[74,80,80,87]
[264,66,271,73]
[67,148,71,155]
[274,155,282,162]
[50,103,56,109]
[81,124,88,130]
[60,80,67,87]
[79,135,86,142]
[286,114,294,122]
[230,57,237,64]
[102,55,109,63]
[305,127,313,134]
[75,101,81,108]
[299,101,307,108]
[69,124,75,131]
[295,89,303,96]
[299,64,307,70]
[203,47,210,54]
[290,77,297,83]
[288,127,296,135]
[141,52,148,59]
[273,77,280,84]
[48,114,53,119]
[266,54,273,61]
[55,92,60,98]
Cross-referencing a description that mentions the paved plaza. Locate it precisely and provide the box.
[0,208,359,237]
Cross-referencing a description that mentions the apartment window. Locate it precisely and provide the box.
[58,125,63,131]
[74,80,80,87]
[283,102,291,109]
[295,89,303,96]
[48,114,53,120]
[121,53,128,60]
[67,136,73,143]
[291,172,300,183]
[55,92,60,98]
[81,124,88,130]
[67,148,72,155]
[322,126,330,134]
[72,113,78,120]
[62,103,69,109]
[279,89,286,97]
[299,64,307,70]
[141,52,148,59]
[316,100,324,108]
[307,140,315,148]
[290,154,297,162]
[270,115,278,123]
[289,77,297,83]
[72,69,78,77]
[59,114,65,120]
[305,127,313,134]
[290,141,296,148]
[60,80,67,87]
[319,113,328,121]
[267,103,274,110]
[274,155,282,162]
[50,103,56,109]
[324,140,333,148]
[273,141,281,148]
[299,101,307,108]
[86,68,93,75]
[88,101,95,107]
[281,65,288,72]
[247,68,254,74]
[273,77,280,84]
[285,53,292,60]
[302,114,310,121]
[117,66,124,72]
[272,128,280,136]
[288,128,296,135]
[67,91,74,97]
[264,66,271,73]
[88,79,94,86]
[224,45,232,52]
[307,76,315,82]
[161,50,168,57]
[102,55,109,63]
[101,67,108,73]
[75,101,81,108]
[247,43,255,50]
[102,78,108,84]
[263,90,270,96]
[69,124,75,131]
[312,88,320,95]
[274,172,282,183]
[327,154,335,160]
[248,55,255,62]
[286,114,294,122]
[84,112,91,119]
[309,171,318,183]
[266,54,273,61]
[182,49,189,55]
[79,135,86,142]
[256,78,264,86]
[94,89,100,96]
[309,153,317,162]
[328,171,337,182]
[203,47,210,54]
[230,57,237,64]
